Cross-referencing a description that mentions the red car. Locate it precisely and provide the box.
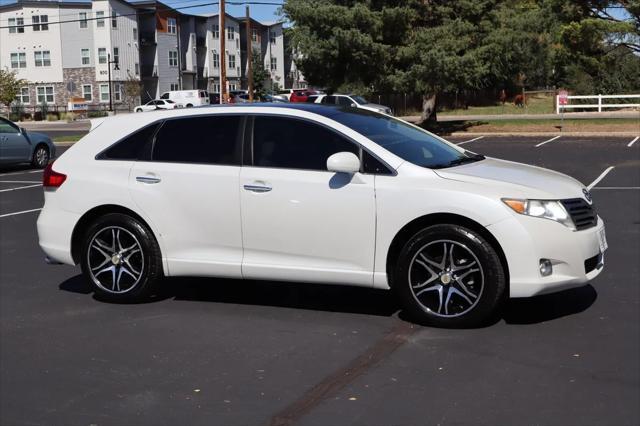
[289,90,317,102]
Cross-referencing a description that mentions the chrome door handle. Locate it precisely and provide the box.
[243,184,272,193]
[136,176,161,184]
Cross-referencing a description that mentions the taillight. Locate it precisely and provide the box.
[43,162,67,189]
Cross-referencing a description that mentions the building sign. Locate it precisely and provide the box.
[68,97,88,111]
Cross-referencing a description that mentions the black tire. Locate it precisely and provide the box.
[135,108,142,113]
[186,103,193,108]
[80,213,163,302]
[393,224,506,328]
[31,144,49,168]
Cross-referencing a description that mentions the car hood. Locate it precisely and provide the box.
[362,103,388,110]
[434,157,588,200]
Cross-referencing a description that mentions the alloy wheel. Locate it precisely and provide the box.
[35,147,49,167]
[408,240,484,317]
[87,226,144,294]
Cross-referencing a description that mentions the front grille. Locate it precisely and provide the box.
[584,253,603,274]
[561,198,597,231]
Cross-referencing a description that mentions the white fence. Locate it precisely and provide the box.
[556,94,640,113]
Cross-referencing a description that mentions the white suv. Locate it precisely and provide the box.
[37,105,607,327]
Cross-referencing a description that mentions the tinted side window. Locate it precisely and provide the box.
[322,96,335,104]
[99,122,160,160]
[336,96,352,106]
[363,151,393,175]
[253,116,358,171]
[153,116,241,165]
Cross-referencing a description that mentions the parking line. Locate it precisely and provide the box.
[0,170,43,177]
[628,136,639,147]
[0,180,41,184]
[0,208,42,219]
[587,166,615,190]
[456,136,485,145]
[0,184,42,193]
[535,135,561,147]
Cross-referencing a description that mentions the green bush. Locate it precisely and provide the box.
[87,110,108,118]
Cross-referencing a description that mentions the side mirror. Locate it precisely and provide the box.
[20,127,27,135]
[350,103,357,108]
[327,152,360,174]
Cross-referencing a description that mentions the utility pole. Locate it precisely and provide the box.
[246,5,253,101]
[219,0,226,104]
[107,53,119,112]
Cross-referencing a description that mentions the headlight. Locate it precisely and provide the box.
[502,198,575,230]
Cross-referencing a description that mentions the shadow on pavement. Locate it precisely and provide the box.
[419,119,483,136]
[502,284,598,325]
[59,275,597,325]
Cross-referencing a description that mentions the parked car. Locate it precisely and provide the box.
[290,90,317,102]
[134,99,179,112]
[306,95,321,103]
[0,116,55,168]
[209,93,221,104]
[231,94,251,103]
[160,90,210,108]
[263,94,289,103]
[316,94,392,115]
[37,105,607,328]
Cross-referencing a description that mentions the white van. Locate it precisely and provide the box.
[160,90,210,108]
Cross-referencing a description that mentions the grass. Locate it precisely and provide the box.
[53,134,85,143]
[462,117,640,133]
[440,93,556,116]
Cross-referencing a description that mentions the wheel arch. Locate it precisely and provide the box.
[71,204,160,264]
[385,213,509,289]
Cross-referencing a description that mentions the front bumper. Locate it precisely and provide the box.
[488,215,606,298]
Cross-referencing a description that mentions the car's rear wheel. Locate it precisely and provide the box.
[31,144,49,168]
[80,213,162,302]
[393,224,506,328]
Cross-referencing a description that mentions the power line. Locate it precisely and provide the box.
[0,1,284,27]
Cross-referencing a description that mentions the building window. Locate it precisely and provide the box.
[270,30,276,44]
[113,47,119,65]
[99,84,109,102]
[213,83,220,93]
[168,18,177,34]
[81,49,90,65]
[114,84,122,101]
[270,56,277,71]
[82,84,92,101]
[34,51,51,67]
[36,86,54,104]
[96,11,105,28]
[228,54,235,69]
[229,83,237,91]
[212,24,219,38]
[227,26,235,40]
[251,28,258,42]
[212,52,219,68]
[170,83,179,91]
[133,27,138,40]
[10,53,27,69]
[8,18,25,34]
[15,87,30,104]
[111,11,117,28]
[98,48,107,64]
[32,15,48,31]
[79,12,88,28]
[135,63,139,75]
[168,50,178,67]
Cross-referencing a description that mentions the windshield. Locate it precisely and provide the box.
[352,96,367,105]
[331,109,483,169]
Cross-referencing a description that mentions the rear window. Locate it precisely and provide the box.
[152,115,242,165]
[98,122,160,161]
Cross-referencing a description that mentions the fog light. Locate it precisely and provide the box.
[540,259,553,277]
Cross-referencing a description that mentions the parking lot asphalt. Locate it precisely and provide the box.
[1,134,638,426]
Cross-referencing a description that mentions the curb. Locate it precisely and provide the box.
[447,132,640,137]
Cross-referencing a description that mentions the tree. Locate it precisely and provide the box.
[283,0,546,122]
[0,69,27,110]
[122,73,142,111]
[251,51,270,98]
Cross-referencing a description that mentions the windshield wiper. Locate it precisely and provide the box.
[429,154,485,169]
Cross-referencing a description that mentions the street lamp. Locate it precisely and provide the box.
[107,53,120,112]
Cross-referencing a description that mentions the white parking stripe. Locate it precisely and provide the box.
[628,136,639,147]
[0,170,43,177]
[456,136,485,145]
[588,166,615,190]
[0,180,41,184]
[0,208,41,219]
[0,184,42,193]
[535,135,561,147]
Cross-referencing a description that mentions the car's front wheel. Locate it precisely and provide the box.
[31,144,49,168]
[80,213,163,302]
[393,224,506,328]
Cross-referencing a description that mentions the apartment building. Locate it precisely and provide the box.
[0,0,140,109]
[1,0,295,108]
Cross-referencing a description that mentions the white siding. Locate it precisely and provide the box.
[60,6,94,68]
